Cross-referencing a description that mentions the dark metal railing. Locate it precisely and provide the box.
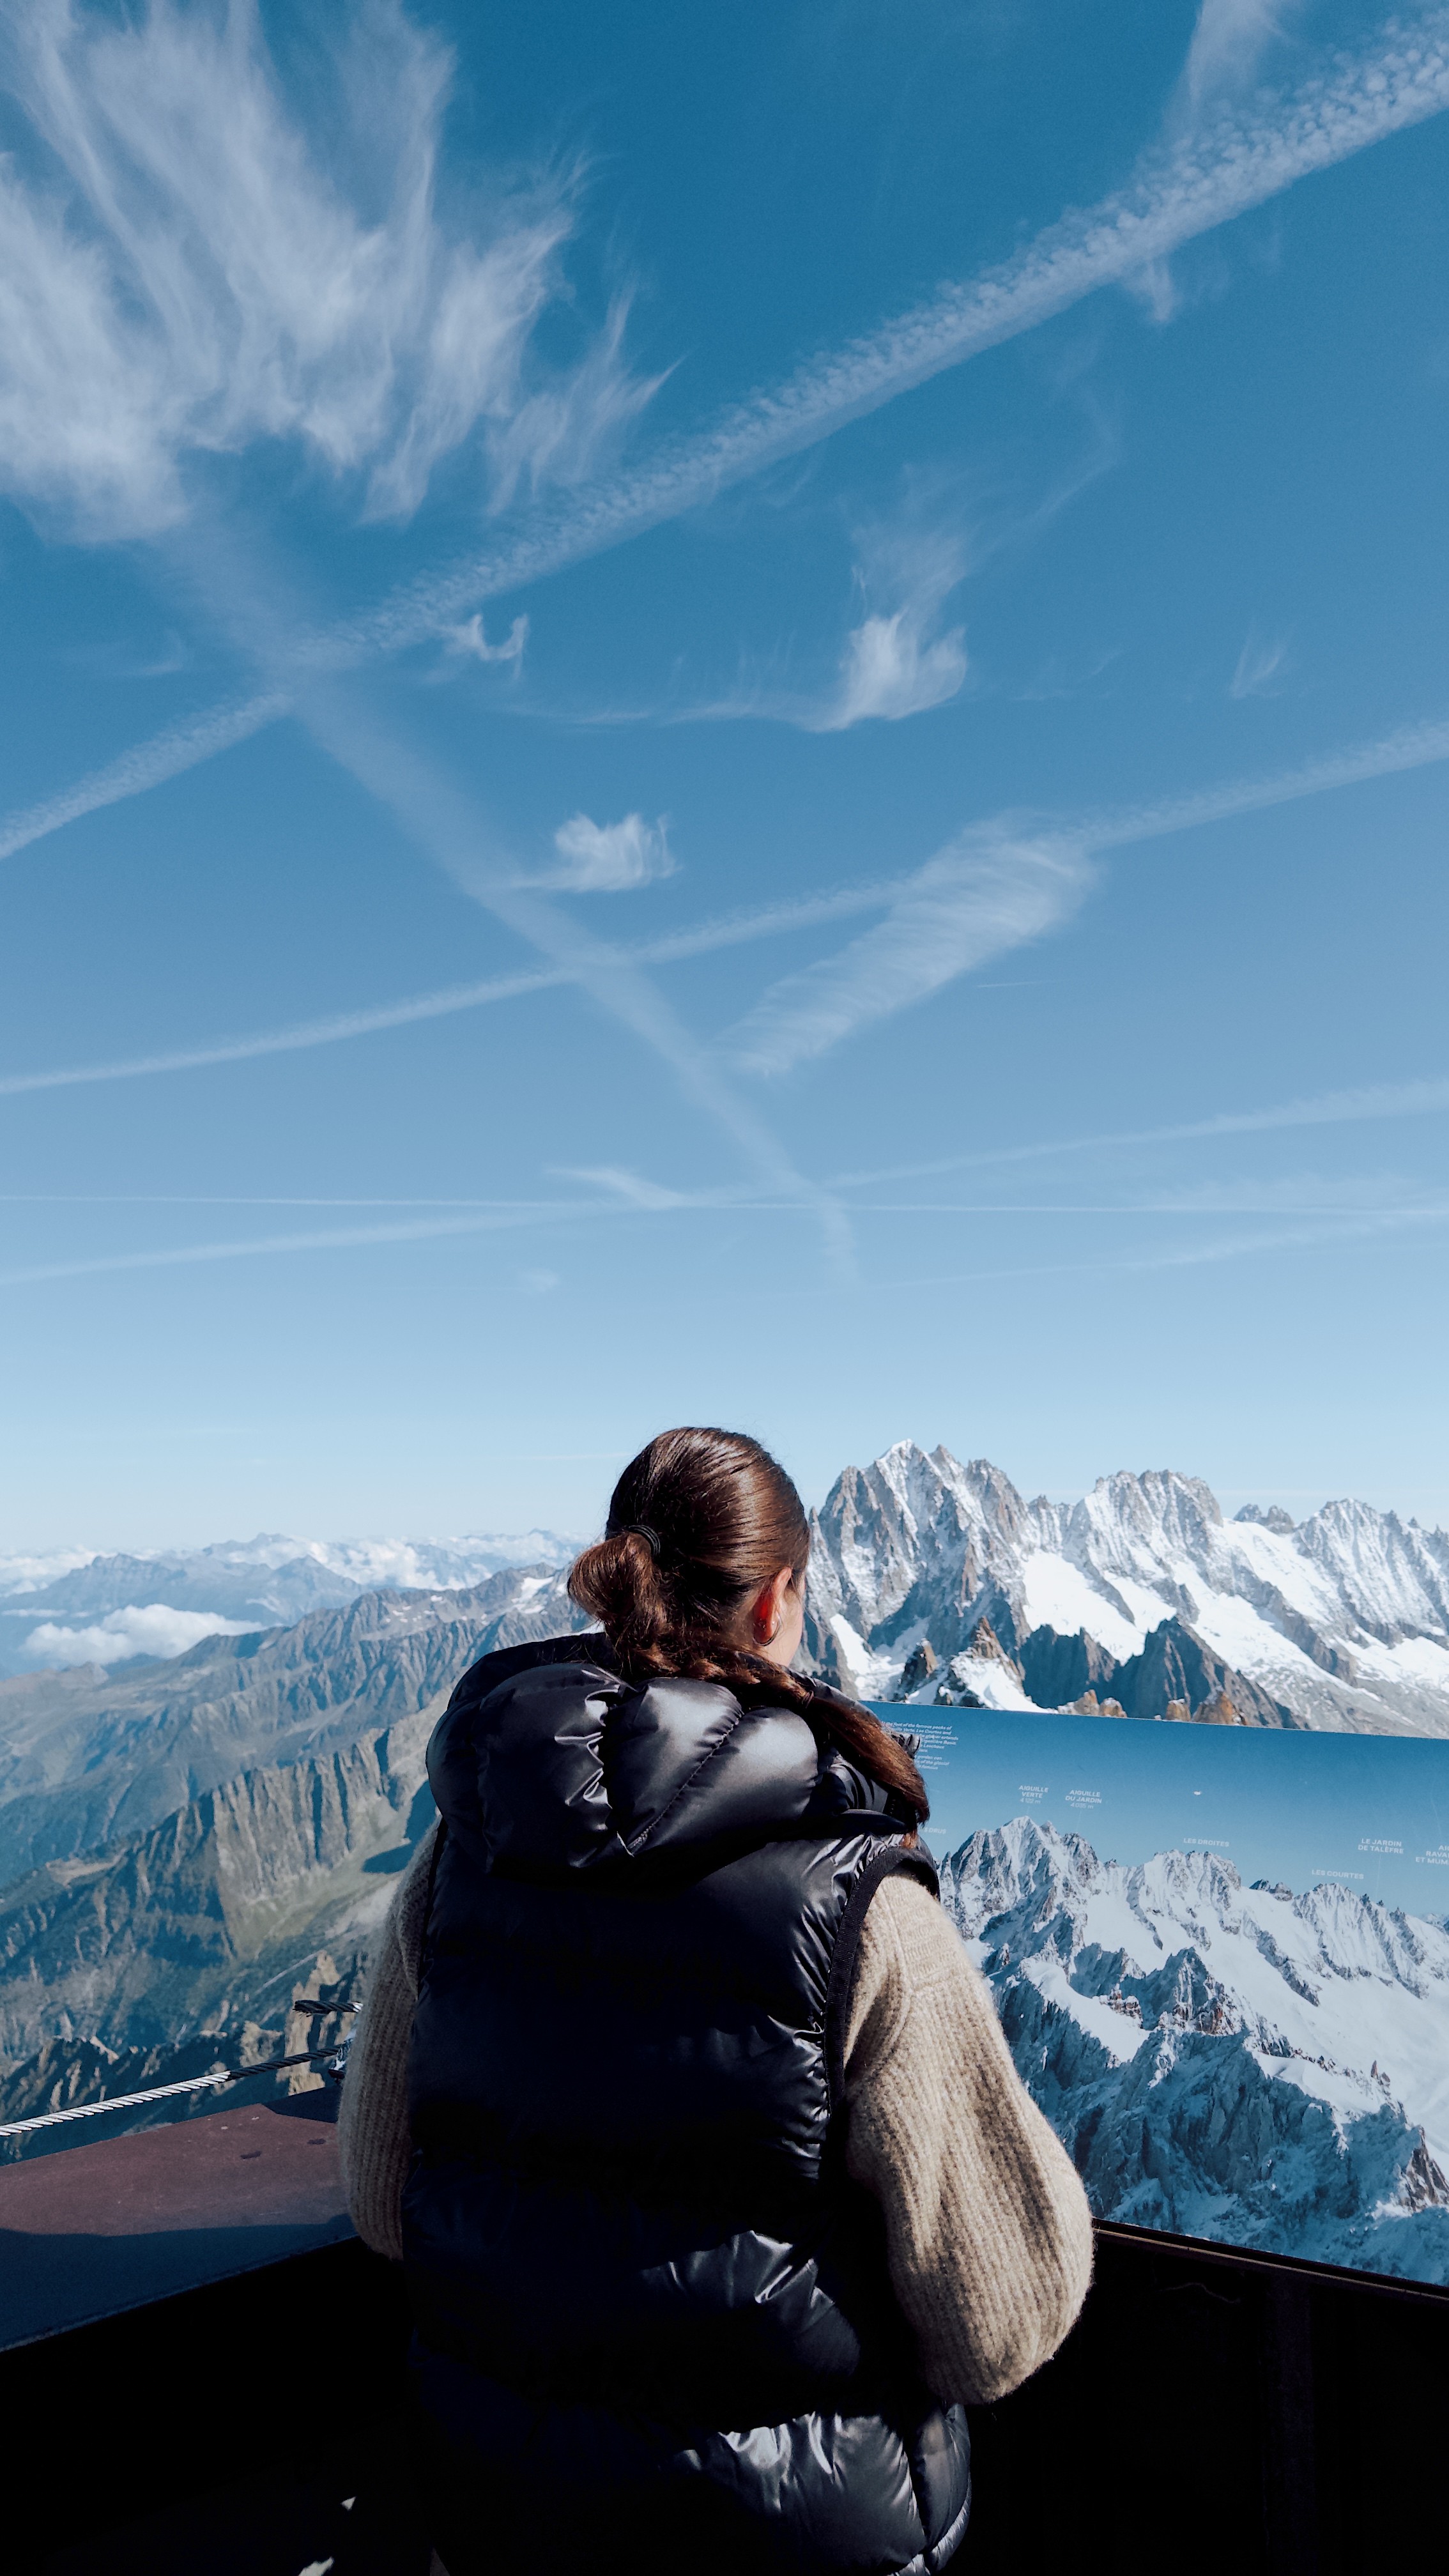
[0,2005,357,2140]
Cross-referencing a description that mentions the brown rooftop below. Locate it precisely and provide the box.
[0,2092,351,2349]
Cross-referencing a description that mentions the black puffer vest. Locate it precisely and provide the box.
[402,1635,972,2576]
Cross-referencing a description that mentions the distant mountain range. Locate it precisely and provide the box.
[804,1443,1449,1738]
[0,1528,579,1674]
[5,1438,1449,2145]
[942,1815,1449,2283]
[8,1441,1449,1733]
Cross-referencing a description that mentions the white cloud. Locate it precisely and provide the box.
[0,0,645,536]
[516,1268,560,1294]
[482,294,668,509]
[816,475,974,728]
[447,612,528,664]
[824,610,968,729]
[21,1602,256,1669]
[1230,627,1292,696]
[1124,257,1181,325]
[726,830,1091,1078]
[546,811,673,892]
[1183,0,1307,114]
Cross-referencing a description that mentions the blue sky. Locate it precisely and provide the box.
[3,0,1449,1549]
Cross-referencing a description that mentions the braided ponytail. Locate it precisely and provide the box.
[568,1427,928,1825]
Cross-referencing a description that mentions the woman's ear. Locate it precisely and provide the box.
[752,1564,795,1645]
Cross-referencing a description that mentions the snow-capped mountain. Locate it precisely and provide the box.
[0,1527,581,1673]
[941,1816,1449,2281]
[8,1438,1449,1731]
[805,1443,1449,1736]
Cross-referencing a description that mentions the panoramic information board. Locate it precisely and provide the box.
[868,1703,1449,2286]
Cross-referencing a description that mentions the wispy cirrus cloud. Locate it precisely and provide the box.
[724,829,1092,1078]
[821,606,969,730]
[724,692,1449,1079]
[1181,0,1308,117]
[809,477,974,729]
[1142,1,1311,310]
[446,613,529,666]
[3,11,1445,861]
[0,0,645,538]
[1230,625,1292,696]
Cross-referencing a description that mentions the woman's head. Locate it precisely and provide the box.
[568,1426,927,1825]
[569,1427,809,1675]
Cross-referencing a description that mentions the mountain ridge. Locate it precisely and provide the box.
[804,1443,1449,1736]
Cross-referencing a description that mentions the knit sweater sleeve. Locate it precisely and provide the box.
[337,1820,438,2260]
[843,1871,1094,2406]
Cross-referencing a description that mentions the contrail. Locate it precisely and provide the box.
[293,675,858,1266]
[0,881,894,1100]
[4,16,1446,869]
[339,12,1449,661]
[0,967,559,1096]
[0,1199,608,1291]
[831,1074,1449,1189]
[0,690,289,866]
[6,691,1449,1104]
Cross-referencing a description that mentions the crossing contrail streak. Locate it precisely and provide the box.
[6,694,1449,1104]
[0,882,893,1098]
[3,16,1446,871]
[332,12,1449,660]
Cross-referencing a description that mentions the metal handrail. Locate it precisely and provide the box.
[0,2037,351,2141]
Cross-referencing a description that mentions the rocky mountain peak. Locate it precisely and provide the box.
[804,1441,1449,1735]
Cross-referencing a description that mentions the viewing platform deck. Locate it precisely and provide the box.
[4,2089,1446,2575]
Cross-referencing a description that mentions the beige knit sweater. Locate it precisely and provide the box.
[339,1823,1092,2407]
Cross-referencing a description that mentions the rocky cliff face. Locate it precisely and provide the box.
[0,1706,436,2071]
[0,1564,586,1888]
[0,1567,592,2129]
[940,1816,1449,2280]
[804,1443,1449,1735]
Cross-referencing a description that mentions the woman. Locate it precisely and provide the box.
[341,1427,1092,2575]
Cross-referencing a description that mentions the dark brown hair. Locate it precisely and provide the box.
[568,1426,927,1824]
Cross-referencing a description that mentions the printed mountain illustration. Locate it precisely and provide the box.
[940,1815,1449,2283]
[803,1441,1449,1736]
